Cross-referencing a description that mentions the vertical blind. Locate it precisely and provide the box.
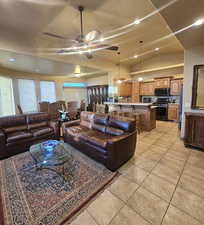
[0,76,15,116]
[18,79,37,112]
[40,81,56,103]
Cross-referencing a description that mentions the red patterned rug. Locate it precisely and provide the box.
[0,145,117,225]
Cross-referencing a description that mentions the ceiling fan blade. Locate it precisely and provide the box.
[85,52,93,59]
[98,44,119,51]
[43,32,67,40]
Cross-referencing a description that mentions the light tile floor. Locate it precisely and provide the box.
[70,121,204,225]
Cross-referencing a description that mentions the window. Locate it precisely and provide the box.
[0,76,15,116]
[63,82,86,87]
[40,81,56,103]
[18,79,37,113]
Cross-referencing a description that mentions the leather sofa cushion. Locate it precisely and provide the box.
[28,122,47,130]
[92,124,106,133]
[3,125,27,134]
[80,111,94,128]
[80,120,92,129]
[31,127,53,137]
[67,126,89,137]
[79,130,110,148]
[94,113,109,125]
[7,131,33,143]
[0,115,27,132]
[27,113,49,124]
[108,116,135,132]
[106,127,124,136]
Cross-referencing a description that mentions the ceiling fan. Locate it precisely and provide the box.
[43,6,119,59]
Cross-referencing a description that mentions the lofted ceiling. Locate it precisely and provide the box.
[0,0,203,76]
[151,0,204,49]
[0,49,103,76]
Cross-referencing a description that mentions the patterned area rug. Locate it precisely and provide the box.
[0,144,117,225]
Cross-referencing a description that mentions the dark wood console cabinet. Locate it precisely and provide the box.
[184,112,204,150]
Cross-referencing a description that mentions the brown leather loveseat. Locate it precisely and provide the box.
[62,111,137,171]
[0,113,59,159]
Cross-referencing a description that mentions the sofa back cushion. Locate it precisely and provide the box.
[0,115,27,134]
[108,116,135,133]
[27,113,49,130]
[94,113,109,125]
[80,111,94,128]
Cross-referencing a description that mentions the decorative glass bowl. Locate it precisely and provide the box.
[41,140,59,152]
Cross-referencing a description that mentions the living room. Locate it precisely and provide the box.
[0,0,204,225]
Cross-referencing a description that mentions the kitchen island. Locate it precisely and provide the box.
[104,102,156,131]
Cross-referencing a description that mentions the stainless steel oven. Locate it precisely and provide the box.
[154,98,169,121]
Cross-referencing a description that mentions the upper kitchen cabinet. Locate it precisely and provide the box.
[140,81,155,96]
[154,77,171,88]
[170,78,183,96]
[132,81,140,102]
[117,82,132,97]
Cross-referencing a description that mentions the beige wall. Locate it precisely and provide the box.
[181,45,204,137]
[131,52,184,73]
[85,75,108,86]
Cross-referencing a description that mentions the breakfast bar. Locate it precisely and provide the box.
[104,102,157,131]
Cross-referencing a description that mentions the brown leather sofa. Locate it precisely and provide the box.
[62,111,137,171]
[0,113,60,159]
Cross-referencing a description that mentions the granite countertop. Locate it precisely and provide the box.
[104,102,153,107]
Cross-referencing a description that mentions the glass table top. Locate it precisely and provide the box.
[30,141,73,167]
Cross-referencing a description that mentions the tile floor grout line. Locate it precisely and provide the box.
[159,147,192,225]
[119,142,173,225]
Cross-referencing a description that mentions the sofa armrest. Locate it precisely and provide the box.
[48,120,60,140]
[106,131,137,171]
[61,120,80,133]
[0,129,6,149]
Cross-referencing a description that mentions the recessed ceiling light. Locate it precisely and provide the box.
[134,55,138,58]
[117,80,122,84]
[134,19,141,25]
[99,38,104,42]
[155,48,159,51]
[194,19,204,26]
[9,58,15,62]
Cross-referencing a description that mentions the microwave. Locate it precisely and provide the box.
[154,88,170,96]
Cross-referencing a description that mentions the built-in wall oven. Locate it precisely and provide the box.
[154,98,169,121]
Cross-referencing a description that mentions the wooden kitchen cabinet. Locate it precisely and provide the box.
[117,82,132,97]
[154,77,171,88]
[140,81,155,96]
[168,104,179,121]
[170,79,183,96]
[184,112,204,150]
[132,81,140,102]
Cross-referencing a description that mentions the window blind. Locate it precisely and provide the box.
[18,79,37,113]
[40,81,56,103]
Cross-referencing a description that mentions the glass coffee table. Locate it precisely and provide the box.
[30,141,73,180]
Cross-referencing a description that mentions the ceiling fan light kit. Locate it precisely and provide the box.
[43,5,119,59]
